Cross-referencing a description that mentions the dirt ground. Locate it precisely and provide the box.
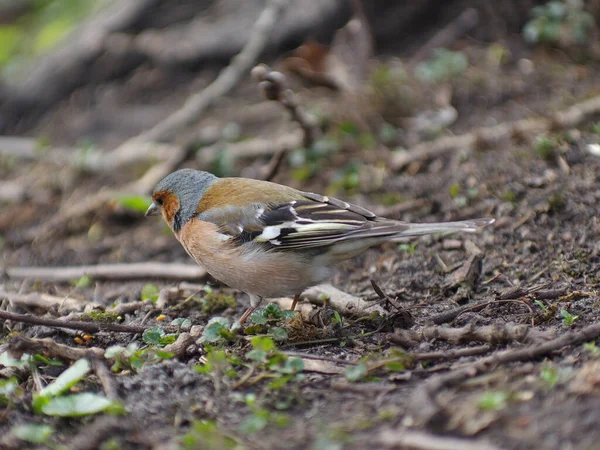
[2,1,600,449]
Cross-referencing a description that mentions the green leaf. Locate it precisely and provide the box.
[269,327,288,342]
[239,411,269,434]
[37,393,122,417]
[263,303,282,319]
[478,391,508,411]
[141,284,160,302]
[0,352,28,368]
[280,310,297,321]
[141,329,176,347]
[200,317,231,343]
[116,195,153,214]
[345,363,368,382]
[171,317,192,330]
[251,336,275,352]
[0,26,23,65]
[37,359,90,398]
[250,311,268,325]
[385,361,406,372]
[71,274,92,288]
[11,423,54,443]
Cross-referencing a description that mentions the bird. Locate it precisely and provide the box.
[145,168,494,325]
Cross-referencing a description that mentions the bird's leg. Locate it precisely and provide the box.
[290,294,300,311]
[237,294,263,325]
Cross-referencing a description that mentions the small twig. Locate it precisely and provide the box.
[162,332,195,358]
[92,357,119,401]
[251,64,322,147]
[9,336,104,361]
[0,310,178,334]
[260,147,289,181]
[5,262,206,282]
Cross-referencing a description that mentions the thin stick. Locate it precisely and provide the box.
[0,310,177,334]
[5,262,206,282]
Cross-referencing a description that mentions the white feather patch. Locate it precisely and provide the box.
[255,226,281,242]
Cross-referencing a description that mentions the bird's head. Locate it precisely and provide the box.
[146,169,218,232]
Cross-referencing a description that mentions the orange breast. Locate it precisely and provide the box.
[176,218,323,297]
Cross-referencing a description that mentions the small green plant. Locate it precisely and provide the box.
[398,242,417,255]
[32,358,123,417]
[237,393,290,434]
[181,420,237,449]
[245,303,297,340]
[70,274,92,288]
[414,49,468,84]
[560,308,579,327]
[540,364,560,388]
[583,341,600,356]
[534,135,556,160]
[523,0,594,46]
[141,284,160,302]
[478,391,509,411]
[202,292,236,314]
[345,363,368,382]
[534,300,548,312]
[80,310,120,323]
[105,343,174,373]
[200,317,235,343]
[10,424,55,446]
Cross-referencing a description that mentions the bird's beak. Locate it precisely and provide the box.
[145,202,160,217]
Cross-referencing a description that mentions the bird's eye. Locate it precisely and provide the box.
[156,198,164,206]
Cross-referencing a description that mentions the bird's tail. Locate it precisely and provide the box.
[393,218,495,238]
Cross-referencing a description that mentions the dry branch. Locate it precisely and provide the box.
[0,288,89,311]
[5,262,206,282]
[0,310,177,334]
[303,284,388,318]
[9,336,104,361]
[379,429,502,450]
[388,322,552,349]
[410,320,600,425]
[252,64,322,147]
[391,95,600,170]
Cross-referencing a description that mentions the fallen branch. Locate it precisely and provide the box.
[0,289,89,312]
[379,428,502,450]
[391,95,600,170]
[388,322,552,349]
[4,262,206,282]
[410,321,600,425]
[9,336,104,360]
[303,284,388,318]
[0,310,177,334]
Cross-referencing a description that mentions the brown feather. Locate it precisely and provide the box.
[196,178,305,214]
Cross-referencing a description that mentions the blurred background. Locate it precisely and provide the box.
[2,1,600,449]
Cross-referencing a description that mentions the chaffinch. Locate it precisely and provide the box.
[146,169,493,324]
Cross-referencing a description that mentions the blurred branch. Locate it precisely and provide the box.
[4,262,206,282]
[137,0,291,143]
[391,95,600,170]
[251,64,322,147]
